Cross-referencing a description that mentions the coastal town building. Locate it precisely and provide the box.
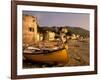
[46,31,55,41]
[23,15,38,44]
[61,27,68,33]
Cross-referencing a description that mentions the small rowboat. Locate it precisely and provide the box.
[23,45,69,65]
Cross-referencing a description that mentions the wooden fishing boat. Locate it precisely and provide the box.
[23,45,69,65]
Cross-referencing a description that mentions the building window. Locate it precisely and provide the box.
[29,27,34,32]
[33,19,35,22]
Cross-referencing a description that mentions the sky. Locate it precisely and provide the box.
[23,11,89,30]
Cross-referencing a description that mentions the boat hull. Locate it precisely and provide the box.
[24,48,68,65]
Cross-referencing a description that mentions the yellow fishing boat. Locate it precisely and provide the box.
[23,44,69,65]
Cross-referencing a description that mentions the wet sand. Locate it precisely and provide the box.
[65,39,89,66]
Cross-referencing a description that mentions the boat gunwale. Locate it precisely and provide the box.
[23,48,66,55]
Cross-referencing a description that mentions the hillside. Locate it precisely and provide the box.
[66,27,89,37]
[38,26,89,38]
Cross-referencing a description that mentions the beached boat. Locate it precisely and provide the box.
[23,45,69,65]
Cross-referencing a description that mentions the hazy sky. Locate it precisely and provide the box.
[23,11,89,30]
